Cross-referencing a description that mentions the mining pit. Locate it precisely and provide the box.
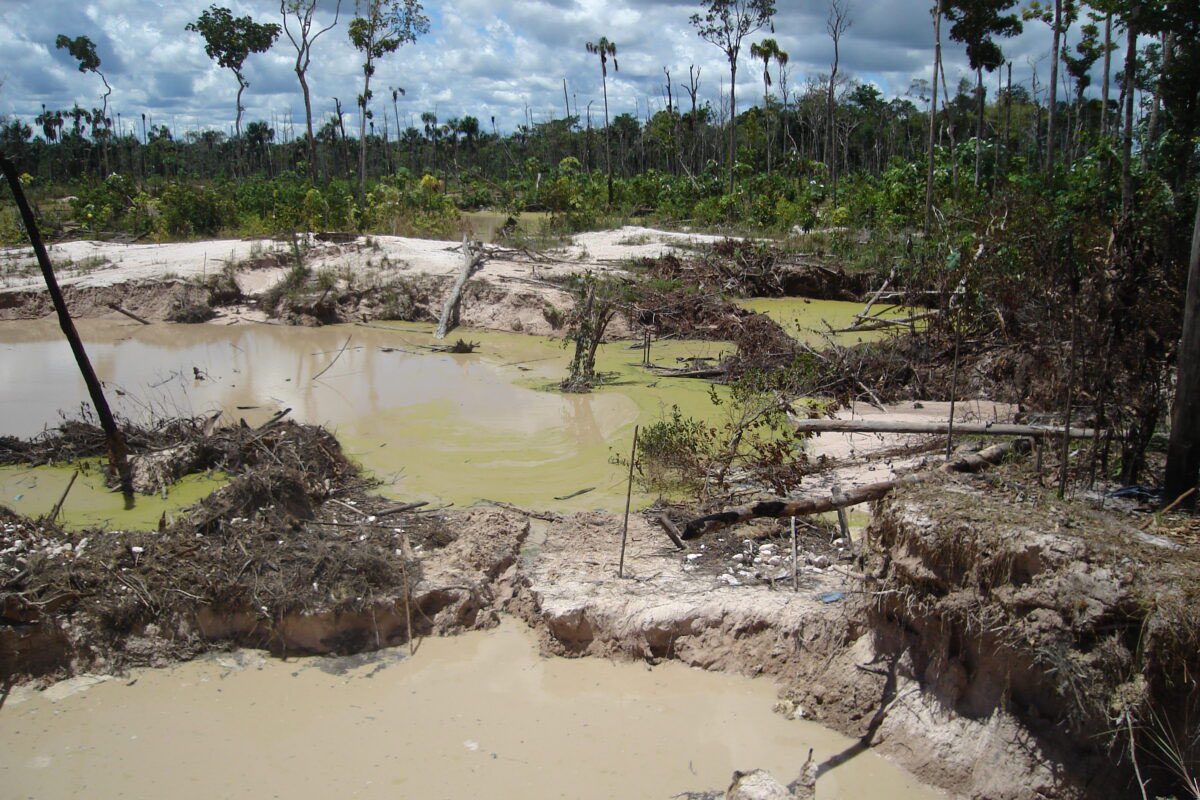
[2,228,1197,800]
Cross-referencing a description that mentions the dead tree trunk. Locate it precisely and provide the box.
[791,419,1097,439]
[1164,195,1200,508]
[0,153,133,497]
[682,439,1027,539]
[435,236,486,339]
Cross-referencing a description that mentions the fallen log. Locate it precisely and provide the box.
[681,439,1028,539]
[792,418,1097,439]
[107,302,151,325]
[646,366,727,379]
[435,235,486,339]
[656,514,687,550]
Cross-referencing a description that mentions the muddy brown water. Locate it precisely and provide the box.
[0,318,726,517]
[0,619,943,799]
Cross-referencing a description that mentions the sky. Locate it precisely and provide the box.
[0,0,1116,140]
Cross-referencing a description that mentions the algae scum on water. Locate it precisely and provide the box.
[0,297,892,525]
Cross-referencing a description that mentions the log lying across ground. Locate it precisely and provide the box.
[682,439,1028,539]
[792,419,1098,439]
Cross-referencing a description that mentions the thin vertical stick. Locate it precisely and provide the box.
[398,530,415,656]
[49,469,80,523]
[790,516,798,592]
[832,484,851,543]
[618,425,639,578]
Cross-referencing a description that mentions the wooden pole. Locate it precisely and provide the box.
[0,153,133,498]
[49,469,79,523]
[106,302,151,325]
[618,425,639,578]
[790,516,798,592]
[832,483,851,542]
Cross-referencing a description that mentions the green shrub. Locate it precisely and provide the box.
[159,182,234,237]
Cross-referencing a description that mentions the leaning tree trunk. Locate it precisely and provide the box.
[1164,195,1200,508]
[299,69,317,183]
[0,153,133,497]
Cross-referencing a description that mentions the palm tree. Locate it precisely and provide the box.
[750,37,787,173]
[585,36,618,206]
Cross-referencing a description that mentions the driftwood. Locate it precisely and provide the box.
[682,439,1028,539]
[792,418,1098,439]
[435,236,486,339]
[647,365,727,379]
[107,302,151,325]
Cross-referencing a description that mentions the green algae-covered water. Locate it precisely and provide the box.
[0,297,907,520]
[0,319,728,516]
[736,296,915,345]
[0,460,226,531]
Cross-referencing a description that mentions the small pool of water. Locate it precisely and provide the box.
[0,619,944,800]
[0,460,226,531]
[736,297,916,346]
[461,210,552,243]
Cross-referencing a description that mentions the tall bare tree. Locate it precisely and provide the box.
[187,5,281,141]
[825,0,852,203]
[349,0,429,198]
[690,0,777,194]
[280,0,343,183]
[55,34,112,174]
[925,0,943,233]
[1024,0,1076,175]
[585,36,618,206]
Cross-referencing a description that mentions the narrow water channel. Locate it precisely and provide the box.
[0,619,943,799]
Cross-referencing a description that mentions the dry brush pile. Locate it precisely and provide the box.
[1,418,441,680]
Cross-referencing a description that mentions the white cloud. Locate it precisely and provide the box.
[0,0,1120,140]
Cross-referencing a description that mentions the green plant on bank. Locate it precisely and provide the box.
[361,171,460,238]
[638,359,816,497]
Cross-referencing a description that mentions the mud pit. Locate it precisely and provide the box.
[3,228,1195,799]
[0,619,941,800]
